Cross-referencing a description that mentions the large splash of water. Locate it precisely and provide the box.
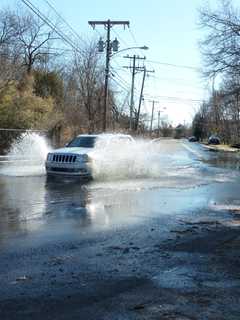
[90,136,178,181]
[0,132,51,176]
[0,133,234,188]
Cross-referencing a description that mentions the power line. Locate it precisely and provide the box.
[128,28,138,47]
[110,69,132,92]
[111,68,143,102]
[111,64,203,90]
[112,29,129,48]
[152,74,204,88]
[42,0,87,46]
[112,28,142,57]
[147,59,201,71]
[145,94,203,103]
[127,28,145,57]
[20,0,83,54]
[110,75,130,93]
[110,67,131,87]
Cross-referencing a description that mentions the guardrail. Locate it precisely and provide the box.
[0,128,48,132]
[0,156,43,163]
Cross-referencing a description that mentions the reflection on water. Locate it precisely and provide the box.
[0,177,46,240]
[0,174,212,249]
[203,152,240,170]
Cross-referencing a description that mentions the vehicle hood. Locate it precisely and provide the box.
[49,147,93,155]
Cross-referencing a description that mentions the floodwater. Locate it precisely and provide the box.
[2,135,240,320]
[0,134,240,250]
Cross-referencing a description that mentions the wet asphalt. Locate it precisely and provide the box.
[0,139,240,319]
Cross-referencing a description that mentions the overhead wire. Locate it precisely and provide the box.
[110,76,130,93]
[110,67,131,88]
[20,0,83,54]
[128,28,138,47]
[118,91,130,114]
[127,27,146,57]
[22,0,204,119]
[42,0,87,46]
[144,94,203,104]
[110,74,130,93]
[112,28,143,58]
[112,28,129,48]
[147,59,201,71]
[151,74,204,88]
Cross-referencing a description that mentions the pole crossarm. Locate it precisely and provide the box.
[123,55,146,59]
[123,66,145,72]
[88,20,129,28]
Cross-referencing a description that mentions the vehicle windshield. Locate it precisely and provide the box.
[66,136,96,148]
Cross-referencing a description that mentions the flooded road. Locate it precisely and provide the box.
[1,138,240,319]
[0,138,238,249]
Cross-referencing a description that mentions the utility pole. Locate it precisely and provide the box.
[150,100,159,136]
[130,55,136,130]
[158,110,161,136]
[88,20,129,132]
[157,107,166,136]
[124,55,145,130]
[135,67,154,131]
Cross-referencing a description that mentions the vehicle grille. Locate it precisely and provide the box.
[51,154,77,163]
[49,167,86,173]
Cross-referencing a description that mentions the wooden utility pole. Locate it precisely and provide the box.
[150,100,159,136]
[135,67,154,131]
[123,55,145,130]
[158,110,161,136]
[88,20,129,131]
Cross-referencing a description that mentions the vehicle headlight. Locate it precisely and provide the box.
[76,154,89,163]
[47,153,52,161]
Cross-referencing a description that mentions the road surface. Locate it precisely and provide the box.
[0,139,240,319]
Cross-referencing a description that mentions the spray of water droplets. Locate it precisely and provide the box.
[89,137,176,181]
[0,133,51,176]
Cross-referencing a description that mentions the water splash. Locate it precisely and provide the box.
[89,136,235,187]
[0,132,51,176]
[90,137,178,181]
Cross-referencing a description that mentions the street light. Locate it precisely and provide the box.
[110,45,149,57]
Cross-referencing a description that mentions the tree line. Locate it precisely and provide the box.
[192,0,240,145]
[0,7,135,152]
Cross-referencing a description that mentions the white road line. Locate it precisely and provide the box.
[181,142,203,159]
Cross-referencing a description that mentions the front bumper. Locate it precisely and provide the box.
[45,161,92,177]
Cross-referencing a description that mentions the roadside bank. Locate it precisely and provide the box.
[201,143,240,153]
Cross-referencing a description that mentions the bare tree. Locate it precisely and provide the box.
[0,9,20,49]
[17,12,56,74]
[68,43,104,133]
[199,0,240,79]
[0,9,22,91]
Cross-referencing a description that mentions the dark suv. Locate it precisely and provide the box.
[208,135,220,145]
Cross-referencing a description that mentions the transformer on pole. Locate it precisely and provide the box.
[88,20,129,132]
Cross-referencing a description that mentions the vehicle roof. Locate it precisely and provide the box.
[76,133,133,139]
[76,134,98,138]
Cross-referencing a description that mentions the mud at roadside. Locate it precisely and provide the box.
[1,207,240,320]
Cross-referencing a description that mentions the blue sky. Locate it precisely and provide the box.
[1,0,238,126]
